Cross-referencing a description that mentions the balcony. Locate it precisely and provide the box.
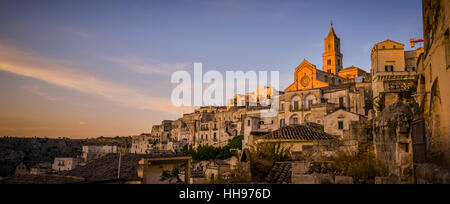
[289,107,311,112]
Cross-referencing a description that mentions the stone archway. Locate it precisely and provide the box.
[289,114,299,125]
[427,78,442,161]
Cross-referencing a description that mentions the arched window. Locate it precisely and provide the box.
[290,115,299,125]
[291,96,301,111]
[304,94,316,109]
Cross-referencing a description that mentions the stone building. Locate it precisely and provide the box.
[82,145,118,163]
[324,109,368,138]
[149,24,373,153]
[204,160,231,183]
[52,158,82,171]
[373,102,416,184]
[417,0,450,167]
[410,0,450,184]
[284,25,367,92]
[254,125,335,157]
[15,162,28,176]
[130,133,158,154]
[371,40,423,107]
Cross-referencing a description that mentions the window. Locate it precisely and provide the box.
[293,101,299,111]
[338,60,341,66]
[385,65,394,72]
[281,103,285,111]
[293,118,298,125]
[248,120,251,126]
[338,121,344,130]
[205,134,208,140]
[308,100,313,108]
[201,135,203,140]
[214,133,217,140]
[280,119,285,127]
[339,97,344,107]
[327,60,331,66]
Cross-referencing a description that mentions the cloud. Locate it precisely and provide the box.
[59,25,93,39]
[79,122,87,126]
[103,56,188,76]
[0,42,194,115]
[21,85,59,101]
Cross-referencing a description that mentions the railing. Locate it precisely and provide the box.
[289,107,311,112]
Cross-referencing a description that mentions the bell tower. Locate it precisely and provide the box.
[322,23,343,75]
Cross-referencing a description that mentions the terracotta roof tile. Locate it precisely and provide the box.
[263,125,334,140]
[265,162,292,184]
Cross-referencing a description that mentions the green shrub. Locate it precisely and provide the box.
[333,150,388,182]
[374,93,386,112]
[249,143,292,179]
[183,135,244,161]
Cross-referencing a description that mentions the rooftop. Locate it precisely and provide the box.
[263,125,334,141]
[60,151,180,182]
[0,175,84,184]
[265,162,292,184]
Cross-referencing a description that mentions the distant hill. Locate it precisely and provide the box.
[0,136,132,177]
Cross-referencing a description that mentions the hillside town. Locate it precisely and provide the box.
[0,0,449,184]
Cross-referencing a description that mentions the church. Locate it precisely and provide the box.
[285,24,367,92]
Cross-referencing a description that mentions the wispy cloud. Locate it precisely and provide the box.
[59,25,93,39]
[0,42,194,115]
[103,56,188,76]
[21,85,59,101]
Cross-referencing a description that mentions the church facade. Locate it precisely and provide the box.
[285,25,368,92]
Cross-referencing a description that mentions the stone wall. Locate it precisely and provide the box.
[373,101,417,183]
[415,163,450,184]
[290,161,354,184]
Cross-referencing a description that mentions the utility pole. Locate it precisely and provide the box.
[117,152,122,179]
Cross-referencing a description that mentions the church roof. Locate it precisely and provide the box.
[326,25,339,39]
[342,65,360,70]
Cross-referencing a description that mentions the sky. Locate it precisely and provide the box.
[0,0,423,138]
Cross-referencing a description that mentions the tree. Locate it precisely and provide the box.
[374,93,386,112]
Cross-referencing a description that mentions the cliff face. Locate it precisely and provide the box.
[0,136,132,177]
[0,137,84,176]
